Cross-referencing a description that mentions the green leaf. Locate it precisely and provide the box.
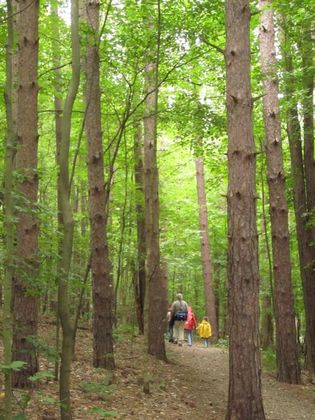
[29,370,55,382]
[89,407,119,418]
[14,414,27,420]
[0,361,27,371]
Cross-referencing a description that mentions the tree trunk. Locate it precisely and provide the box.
[51,0,63,383]
[57,0,80,416]
[195,156,218,341]
[143,0,166,360]
[3,0,17,413]
[134,120,146,334]
[259,144,274,350]
[225,0,265,418]
[114,146,128,326]
[300,21,315,221]
[299,21,315,375]
[258,0,300,383]
[83,0,115,369]
[282,20,315,377]
[12,0,39,388]
[260,295,274,349]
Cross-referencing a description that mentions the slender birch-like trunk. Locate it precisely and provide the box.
[57,0,80,416]
[195,156,218,341]
[143,0,167,360]
[51,1,63,382]
[134,121,146,334]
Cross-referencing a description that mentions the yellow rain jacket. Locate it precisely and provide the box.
[197,320,212,338]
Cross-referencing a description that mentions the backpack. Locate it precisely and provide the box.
[174,301,188,321]
[175,311,188,321]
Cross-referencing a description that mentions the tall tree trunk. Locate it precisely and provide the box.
[51,1,63,382]
[195,156,218,341]
[134,120,146,334]
[260,295,274,349]
[114,143,128,325]
[57,0,80,416]
[300,21,315,222]
[12,0,39,388]
[83,0,115,369]
[299,21,315,375]
[282,20,315,378]
[259,141,274,350]
[225,0,265,418]
[3,0,17,413]
[258,0,300,383]
[143,0,166,360]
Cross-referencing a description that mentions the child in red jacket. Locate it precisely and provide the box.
[184,306,198,346]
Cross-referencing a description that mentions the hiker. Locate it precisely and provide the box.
[196,316,212,348]
[184,306,198,346]
[171,293,188,346]
[167,304,175,342]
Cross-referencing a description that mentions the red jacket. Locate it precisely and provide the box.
[184,307,198,330]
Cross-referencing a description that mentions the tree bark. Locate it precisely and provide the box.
[83,0,115,370]
[259,142,274,350]
[134,120,146,334]
[57,0,80,417]
[260,295,274,349]
[195,156,218,341]
[12,0,39,388]
[282,19,315,377]
[51,0,63,382]
[258,0,300,383]
[300,21,315,220]
[3,0,17,413]
[299,22,315,374]
[225,0,265,418]
[143,0,166,360]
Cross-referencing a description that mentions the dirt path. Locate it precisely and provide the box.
[167,342,315,420]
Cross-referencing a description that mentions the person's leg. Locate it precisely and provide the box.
[187,330,192,346]
[204,338,208,348]
[173,321,179,343]
[178,322,185,345]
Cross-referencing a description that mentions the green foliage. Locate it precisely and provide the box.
[113,324,137,342]
[79,380,116,401]
[14,391,32,417]
[25,336,59,364]
[0,360,26,372]
[0,0,310,393]
[89,407,119,418]
[215,338,229,349]
[29,370,55,383]
[261,349,277,373]
[13,415,27,420]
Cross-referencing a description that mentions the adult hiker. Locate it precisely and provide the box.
[171,293,188,346]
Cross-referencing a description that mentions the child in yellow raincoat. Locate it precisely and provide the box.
[196,316,212,348]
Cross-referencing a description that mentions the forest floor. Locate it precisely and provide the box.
[2,322,315,419]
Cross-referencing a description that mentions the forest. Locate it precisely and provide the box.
[0,0,314,419]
